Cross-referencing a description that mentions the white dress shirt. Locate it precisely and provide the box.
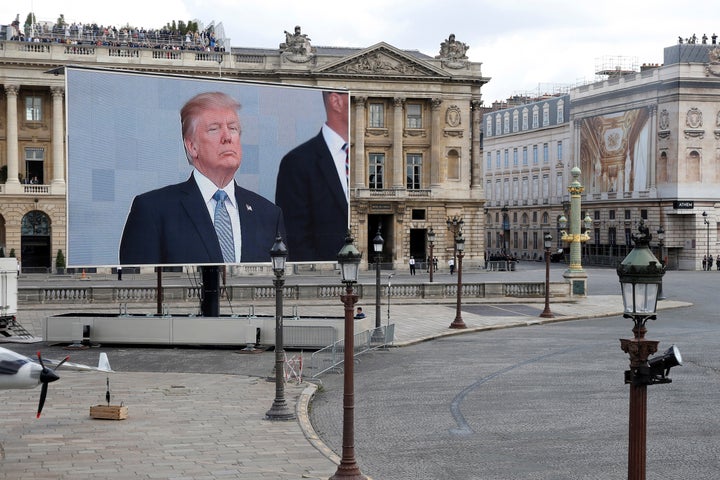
[322,123,348,198]
[193,170,242,262]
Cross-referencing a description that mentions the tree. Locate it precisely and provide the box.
[24,12,36,29]
[55,249,66,274]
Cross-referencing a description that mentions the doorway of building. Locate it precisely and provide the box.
[21,210,51,273]
[367,214,392,269]
[409,228,428,270]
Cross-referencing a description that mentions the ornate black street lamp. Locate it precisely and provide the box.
[330,232,367,480]
[446,216,465,271]
[266,234,294,421]
[617,220,681,480]
[449,232,466,329]
[540,232,554,318]
[427,227,436,283]
[373,226,384,332]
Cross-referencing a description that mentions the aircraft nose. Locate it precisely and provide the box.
[40,369,59,384]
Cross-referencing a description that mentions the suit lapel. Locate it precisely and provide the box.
[235,184,260,261]
[180,176,222,261]
[314,132,349,211]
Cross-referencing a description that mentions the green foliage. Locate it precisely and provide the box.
[163,20,201,35]
[0,165,7,183]
[55,249,66,268]
[24,13,36,28]
[0,247,5,257]
[9,248,16,258]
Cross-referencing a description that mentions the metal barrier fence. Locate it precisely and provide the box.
[308,324,395,378]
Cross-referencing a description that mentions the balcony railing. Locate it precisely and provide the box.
[355,188,432,198]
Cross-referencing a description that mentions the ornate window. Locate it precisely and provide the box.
[405,103,422,129]
[406,153,422,189]
[369,103,385,128]
[369,153,384,189]
[22,210,50,236]
[557,141,563,163]
[557,100,565,123]
[25,96,42,122]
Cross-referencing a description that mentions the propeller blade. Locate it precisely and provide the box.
[37,382,49,418]
[35,352,66,418]
[55,356,70,370]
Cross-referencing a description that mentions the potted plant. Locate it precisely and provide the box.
[55,249,66,274]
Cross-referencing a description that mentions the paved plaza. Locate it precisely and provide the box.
[0,265,700,479]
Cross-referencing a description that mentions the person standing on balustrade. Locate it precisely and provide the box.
[119,91,284,265]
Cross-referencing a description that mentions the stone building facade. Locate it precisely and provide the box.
[0,29,488,272]
[482,95,571,261]
[483,42,720,270]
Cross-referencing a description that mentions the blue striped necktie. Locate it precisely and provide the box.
[343,143,349,189]
[213,190,235,263]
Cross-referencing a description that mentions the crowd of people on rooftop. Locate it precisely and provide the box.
[6,16,225,52]
[678,33,718,45]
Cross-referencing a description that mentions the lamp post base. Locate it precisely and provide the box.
[329,465,367,480]
[449,317,467,329]
[539,308,554,319]
[266,402,295,421]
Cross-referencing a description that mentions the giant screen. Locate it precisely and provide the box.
[65,67,349,267]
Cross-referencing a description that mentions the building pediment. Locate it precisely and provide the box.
[316,42,450,78]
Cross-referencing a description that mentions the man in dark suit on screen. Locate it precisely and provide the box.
[119,91,284,265]
[275,91,349,262]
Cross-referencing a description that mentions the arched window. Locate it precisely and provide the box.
[22,210,50,236]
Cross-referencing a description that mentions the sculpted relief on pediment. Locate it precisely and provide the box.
[331,51,436,76]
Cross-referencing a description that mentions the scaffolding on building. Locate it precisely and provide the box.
[595,55,640,80]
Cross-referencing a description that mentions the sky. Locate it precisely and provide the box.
[4,0,720,103]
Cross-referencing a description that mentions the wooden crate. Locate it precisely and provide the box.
[90,405,128,420]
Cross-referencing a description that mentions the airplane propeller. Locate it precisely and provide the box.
[36,352,69,418]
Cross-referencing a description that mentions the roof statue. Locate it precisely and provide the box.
[437,33,469,69]
[280,25,316,62]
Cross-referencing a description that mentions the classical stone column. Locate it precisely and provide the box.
[471,99,483,189]
[51,86,66,190]
[430,98,442,186]
[4,84,21,190]
[392,97,404,188]
[353,96,366,189]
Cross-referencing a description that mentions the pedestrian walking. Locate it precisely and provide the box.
[703,255,707,271]
[709,254,714,271]
[448,257,455,275]
[409,256,416,275]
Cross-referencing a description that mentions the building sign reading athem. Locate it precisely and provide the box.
[673,200,694,209]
